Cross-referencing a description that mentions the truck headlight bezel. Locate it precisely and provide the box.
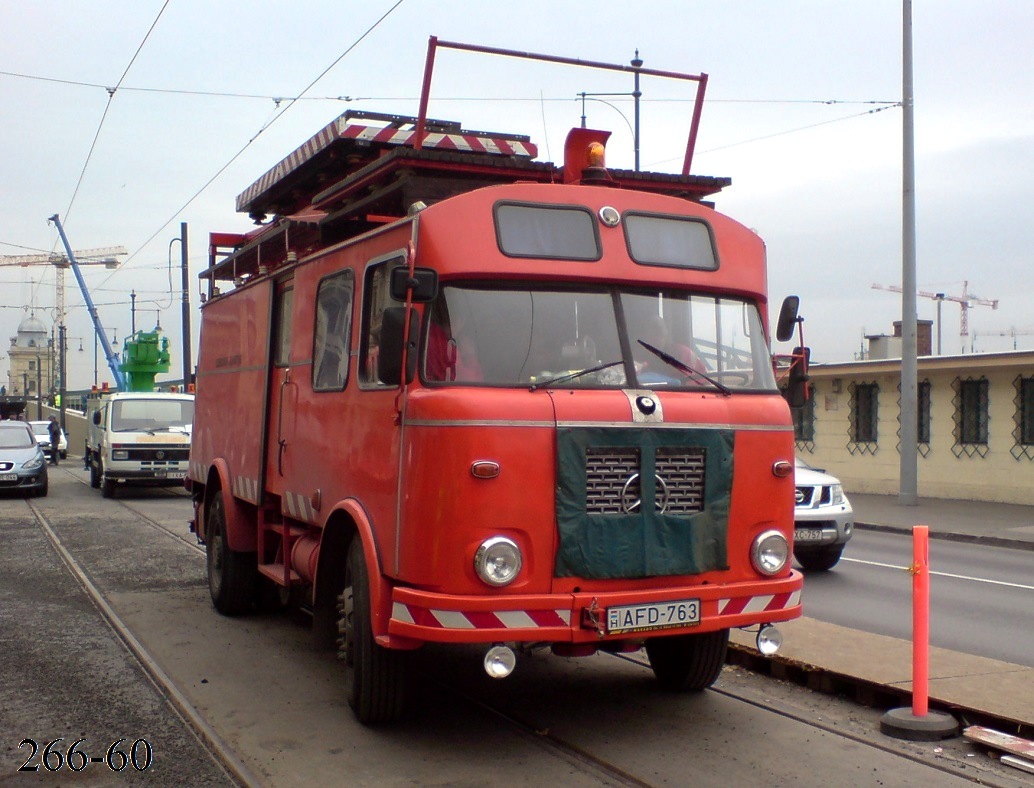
[751,529,790,576]
[474,536,522,587]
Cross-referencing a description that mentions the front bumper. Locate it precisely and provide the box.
[794,507,853,547]
[389,571,803,645]
[0,472,47,493]
[104,465,188,485]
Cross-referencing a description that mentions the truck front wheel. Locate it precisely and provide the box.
[338,538,406,724]
[206,492,257,616]
[89,456,100,489]
[646,628,729,691]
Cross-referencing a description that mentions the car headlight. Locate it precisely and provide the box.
[112,450,129,460]
[474,537,522,587]
[830,484,844,505]
[23,455,44,471]
[751,529,789,576]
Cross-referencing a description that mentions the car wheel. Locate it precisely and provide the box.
[339,538,407,724]
[645,628,729,691]
[206,491,257,615]
[795,545,845,572]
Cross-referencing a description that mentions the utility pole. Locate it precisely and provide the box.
[179,222,192,386]
[900,0,918,506]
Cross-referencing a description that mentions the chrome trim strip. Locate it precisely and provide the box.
[403,418,792,432]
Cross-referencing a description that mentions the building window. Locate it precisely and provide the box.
[952,376,989,458]
[1012,375,1034,461]
[793,392,815,452]
[917,379,932,457]
[848,381,879,454]
[896,379,932,458]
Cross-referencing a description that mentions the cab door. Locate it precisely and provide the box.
[264,278,298,499]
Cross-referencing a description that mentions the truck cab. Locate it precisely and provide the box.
[87,391,194,497]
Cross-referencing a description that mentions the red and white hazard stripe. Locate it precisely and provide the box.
[716,589,802,616]
[392,602,570,630]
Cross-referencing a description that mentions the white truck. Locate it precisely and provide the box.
[86,391,194,497]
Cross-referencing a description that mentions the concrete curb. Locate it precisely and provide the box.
[854,521,1034,551]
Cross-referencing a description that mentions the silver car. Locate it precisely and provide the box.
[0,421,49,497]
[793,458,852,571]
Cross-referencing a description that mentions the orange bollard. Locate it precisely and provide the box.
[912,525,929,716]
[879,523,958,740]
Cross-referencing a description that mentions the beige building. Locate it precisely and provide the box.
[5,313,56,402]
[796,350,1034,505]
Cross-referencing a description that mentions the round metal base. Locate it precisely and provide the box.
[880,707,959,741]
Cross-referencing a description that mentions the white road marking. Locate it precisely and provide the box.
[841,557,1034,591]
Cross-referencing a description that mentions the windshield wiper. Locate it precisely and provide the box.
[530,360,624,391]
[637,340,732,396]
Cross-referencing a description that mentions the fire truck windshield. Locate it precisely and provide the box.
[422,285,778,392]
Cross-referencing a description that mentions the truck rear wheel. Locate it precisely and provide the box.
[646,628,729,691]
[339,538,406,724]
[206,492,257,616]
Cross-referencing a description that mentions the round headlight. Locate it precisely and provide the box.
[751,529,789,576]
[474,537,522,587]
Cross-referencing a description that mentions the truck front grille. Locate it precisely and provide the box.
[585,447,706,516]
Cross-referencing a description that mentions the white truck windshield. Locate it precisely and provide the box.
[110,399,195,432]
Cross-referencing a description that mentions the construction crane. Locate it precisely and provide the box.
[1,243,127,332]
[871,280,998,354]
[47,215,127,390]
[972,328,1034,351]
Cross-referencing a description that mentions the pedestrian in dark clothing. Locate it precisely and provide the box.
[47,416,61,465]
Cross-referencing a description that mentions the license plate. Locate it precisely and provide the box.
[0,474,17,482]
[795,527,825,542]
[607,598,700,634]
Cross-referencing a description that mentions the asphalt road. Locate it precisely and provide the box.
[1,469,1029,786]
[798,528,1034,667]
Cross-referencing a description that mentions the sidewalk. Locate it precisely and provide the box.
[850,492,1034,549]
[732,493,1034,732]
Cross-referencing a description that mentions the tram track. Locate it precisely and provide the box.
[25,495,259,787]
[20,474,1021,786]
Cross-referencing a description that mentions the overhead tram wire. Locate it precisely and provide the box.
[108,0,409,281]
[60,0,171,226]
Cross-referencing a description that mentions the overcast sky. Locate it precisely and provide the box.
[2,1,1032,390]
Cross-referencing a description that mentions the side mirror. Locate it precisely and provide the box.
[377,307,420,385]
[92,410,101,426]
[786,346,811,408]
[390,266,438,303]
[776,296,800,343]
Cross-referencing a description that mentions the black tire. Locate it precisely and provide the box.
[206,492,257,616]
[101,475,116,498]
[339,538,406,724]
[646,629,729,691]
[795,545,844,572]
[89,456,100,488]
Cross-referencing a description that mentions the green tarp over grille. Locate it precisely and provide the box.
[555,427,733,579]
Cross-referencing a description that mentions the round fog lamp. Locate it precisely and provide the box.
[474,537,522,587]
[756,625,783,656]
[751,529,789,576]
[484,644,517,679]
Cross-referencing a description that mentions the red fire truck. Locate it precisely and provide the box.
[188,40,808,723]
